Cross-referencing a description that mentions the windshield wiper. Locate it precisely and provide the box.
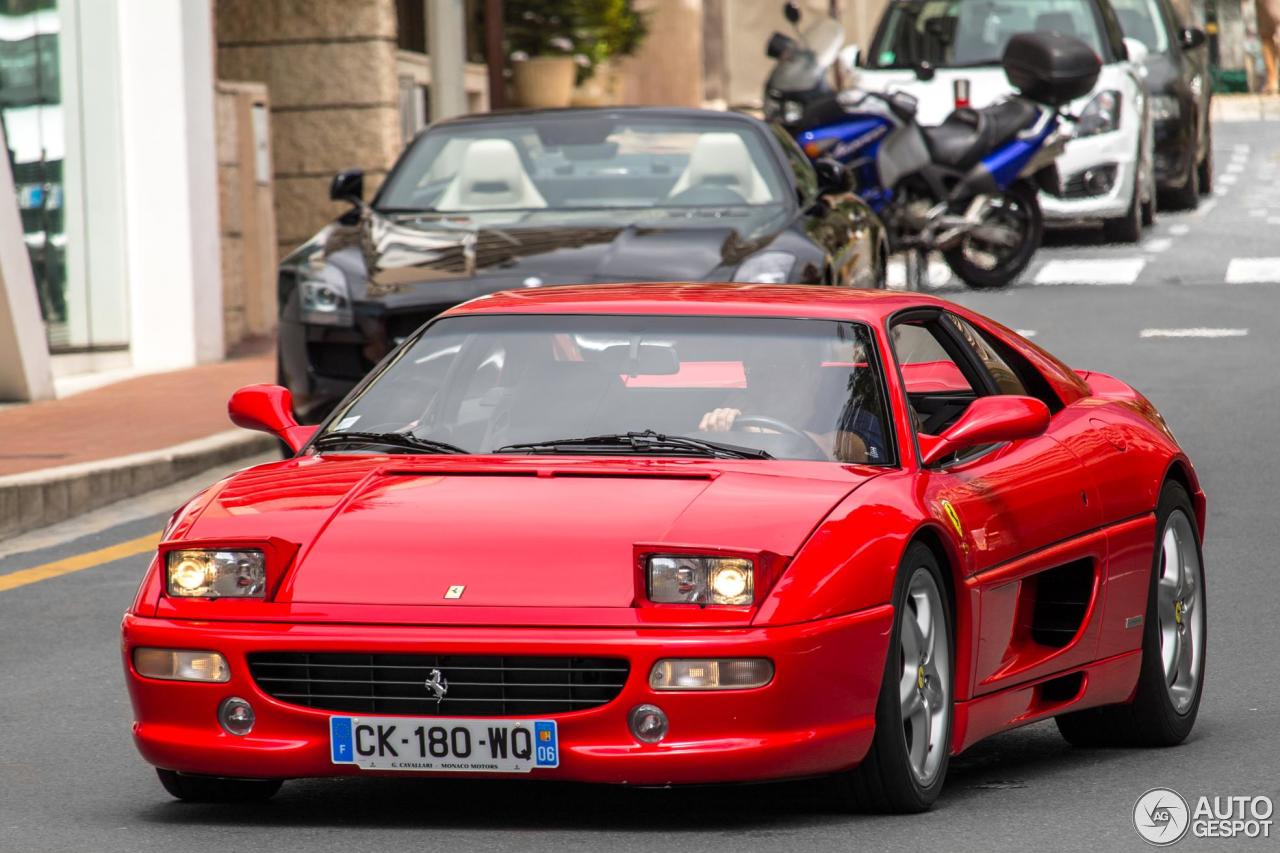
[312,430,469,455]
[496,430,772,460]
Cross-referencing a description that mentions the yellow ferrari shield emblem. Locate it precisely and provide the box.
[941,500,964,539]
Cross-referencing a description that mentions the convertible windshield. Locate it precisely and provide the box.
[320,314,893,465]
[374,115,789,226]
[867,0,1106,69]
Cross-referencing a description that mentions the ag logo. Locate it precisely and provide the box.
[1134,788,1190,845]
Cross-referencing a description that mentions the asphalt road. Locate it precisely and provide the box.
[2,120,1278,853]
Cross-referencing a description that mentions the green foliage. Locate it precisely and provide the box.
[504,0,648,80]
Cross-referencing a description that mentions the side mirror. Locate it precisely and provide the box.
[228,384,317,453]
[766,31,795,59]
[329,168,364,204]
[1180,27,1207,50]
[814,157,855,194]
[918,395,1050,466]
[784,2,801,25]
[1122,37,1149,65]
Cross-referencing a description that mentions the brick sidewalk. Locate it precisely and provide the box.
[0,351,274,478]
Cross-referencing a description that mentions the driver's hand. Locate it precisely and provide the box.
[699,408,742,433]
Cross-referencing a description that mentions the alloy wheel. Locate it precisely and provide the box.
[1157,509,1205,714]
[899,567,950,785]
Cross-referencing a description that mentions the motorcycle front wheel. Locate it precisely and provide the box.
[943,180,1042,289]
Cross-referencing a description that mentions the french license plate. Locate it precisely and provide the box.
[329,716,558,773]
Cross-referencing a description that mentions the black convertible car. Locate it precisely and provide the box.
[277,107,887,422]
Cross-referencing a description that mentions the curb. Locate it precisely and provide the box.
[1211,94,1280,123]
[0,430,276,539]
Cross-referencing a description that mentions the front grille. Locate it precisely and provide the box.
[248,652,630,716]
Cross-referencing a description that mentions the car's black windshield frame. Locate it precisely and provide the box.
[310,312,901,467]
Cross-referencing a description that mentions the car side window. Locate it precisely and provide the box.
[889,320,979,436]
[944,314,1028,396]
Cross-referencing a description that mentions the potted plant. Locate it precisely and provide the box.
[505,0,648,108]
[505,3,580,108]
[571,0,649,106]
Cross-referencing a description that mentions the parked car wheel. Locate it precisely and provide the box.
[1103,176,1143,243]
[1055,481,1205,747]
[1197,120,1214,194]
[1162,150,1200,211]
[835,543,953,812]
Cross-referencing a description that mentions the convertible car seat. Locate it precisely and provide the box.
[667,133,772,203]
[436,138,547,210]
[921,98,1041,171]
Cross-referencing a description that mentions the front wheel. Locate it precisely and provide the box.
[834,543,953,812]
[942,181,1042,289]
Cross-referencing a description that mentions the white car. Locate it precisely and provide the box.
[845,0,1156,243]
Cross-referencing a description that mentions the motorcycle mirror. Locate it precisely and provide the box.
[814,158,854,195]
[914,61,936,82]
[784,2,801,24]
[767,31,795,59]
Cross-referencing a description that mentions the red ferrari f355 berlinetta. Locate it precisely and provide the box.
[122,284,1206,812]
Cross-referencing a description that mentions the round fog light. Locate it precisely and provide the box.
[218,696,255,736]
[628,704,668,744]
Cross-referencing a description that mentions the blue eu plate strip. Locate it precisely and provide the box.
[534,721,559,768]
[330,716,354,764]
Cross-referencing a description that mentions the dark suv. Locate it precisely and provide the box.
[1110,0,1211,208]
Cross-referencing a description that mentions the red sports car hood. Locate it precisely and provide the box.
[182,457,876,609]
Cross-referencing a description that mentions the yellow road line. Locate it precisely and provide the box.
[0,531,161,592]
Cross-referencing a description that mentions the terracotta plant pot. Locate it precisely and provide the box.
[511,56,577,108]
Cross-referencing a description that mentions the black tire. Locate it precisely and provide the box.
[943,181,1042,289]
[834,543,953,813]
[1162,150,1200,211]
[1055,481,1205,747]
[1102,174,1143,243]
[156,768,283,803]
[1197,119,1214,195]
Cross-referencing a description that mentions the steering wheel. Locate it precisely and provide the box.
[732,414,827,459]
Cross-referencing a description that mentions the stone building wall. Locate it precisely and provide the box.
[215,0,402,258]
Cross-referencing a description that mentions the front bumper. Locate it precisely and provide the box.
[1039,129,1138,221]
[122,606,893,785]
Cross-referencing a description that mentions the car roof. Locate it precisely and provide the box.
[444,283,950,324]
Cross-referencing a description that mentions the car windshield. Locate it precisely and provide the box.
[1110,0,1168,52]
[866,0,1105,69]
[320,314,893,465]
[374,115,790,227]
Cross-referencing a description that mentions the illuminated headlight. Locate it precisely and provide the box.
[166,550,266,598]
[1150,94,1180,121]
[298,264,353,326]
[732,251,795,284]
[647,555,755,605]
[1076,90,1122,137]
[649,658,774,690]
[133,648,230,682]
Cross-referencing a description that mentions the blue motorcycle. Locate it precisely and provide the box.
[764,3,1099,288]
